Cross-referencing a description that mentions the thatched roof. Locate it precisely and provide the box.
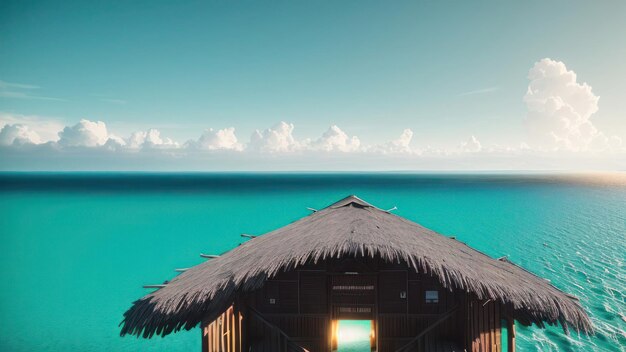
[121,195,592,338]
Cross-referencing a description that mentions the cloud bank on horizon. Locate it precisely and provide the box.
[0,58,624,170]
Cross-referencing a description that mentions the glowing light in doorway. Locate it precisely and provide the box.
[337,320,372,351]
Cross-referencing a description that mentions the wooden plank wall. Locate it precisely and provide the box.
[465,299,502,352]
[377,310,465,352]
[247,259,475,351]
[254,315,330,351]
[247,269,330,351]
[202,305,243,352]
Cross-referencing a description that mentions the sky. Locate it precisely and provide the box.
[0,0,625,171]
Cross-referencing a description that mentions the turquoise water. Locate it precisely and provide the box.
[0,173,624,351]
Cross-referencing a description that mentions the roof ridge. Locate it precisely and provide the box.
[328,195,375,209]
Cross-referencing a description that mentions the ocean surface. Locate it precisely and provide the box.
[0,173,624,352]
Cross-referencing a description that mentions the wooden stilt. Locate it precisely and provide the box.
[507,318,516,352]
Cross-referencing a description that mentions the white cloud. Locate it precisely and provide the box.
[55,119,179,150]
[247,123,362,153]
[392,129,414,150]
[459,135,482,152]
[0,124,41,146]
[372,129,414,154]
[248,121,299,152]
[524,58,621,151]
[0,112,64,142]
[309,125,361,152]
[127,128,179,149]
[103,134,127,149]
[189,127,243,151]
[0,116,182,151]
[58,119,110,147]
[365,129,416,154]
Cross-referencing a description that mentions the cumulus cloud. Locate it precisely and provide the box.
[459,135,482,152]
[103,135,127,149]
[247,123,362,153]
[248,121,299,152]
[188,127,243,151]
[58,119,110,147]
[391,129,414,151]
[309,125,361,152]
[524,58,621,151]
[26,118,179,150]
[0,112,64,142]
[375,129,415,154]
[127,128,179,149]
[365,129,415,154]
[0,124,41,146]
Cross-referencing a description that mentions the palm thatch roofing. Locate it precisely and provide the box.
[121,195,592,338]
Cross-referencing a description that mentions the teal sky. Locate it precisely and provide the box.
[0,1,625,170]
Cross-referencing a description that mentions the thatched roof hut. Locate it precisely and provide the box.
[121,195,591,351]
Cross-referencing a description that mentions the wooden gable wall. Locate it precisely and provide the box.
[201,257,508,352]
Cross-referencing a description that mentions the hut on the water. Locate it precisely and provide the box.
[121,195,592,352]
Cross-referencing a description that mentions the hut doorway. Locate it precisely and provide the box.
[332,320,375,352]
